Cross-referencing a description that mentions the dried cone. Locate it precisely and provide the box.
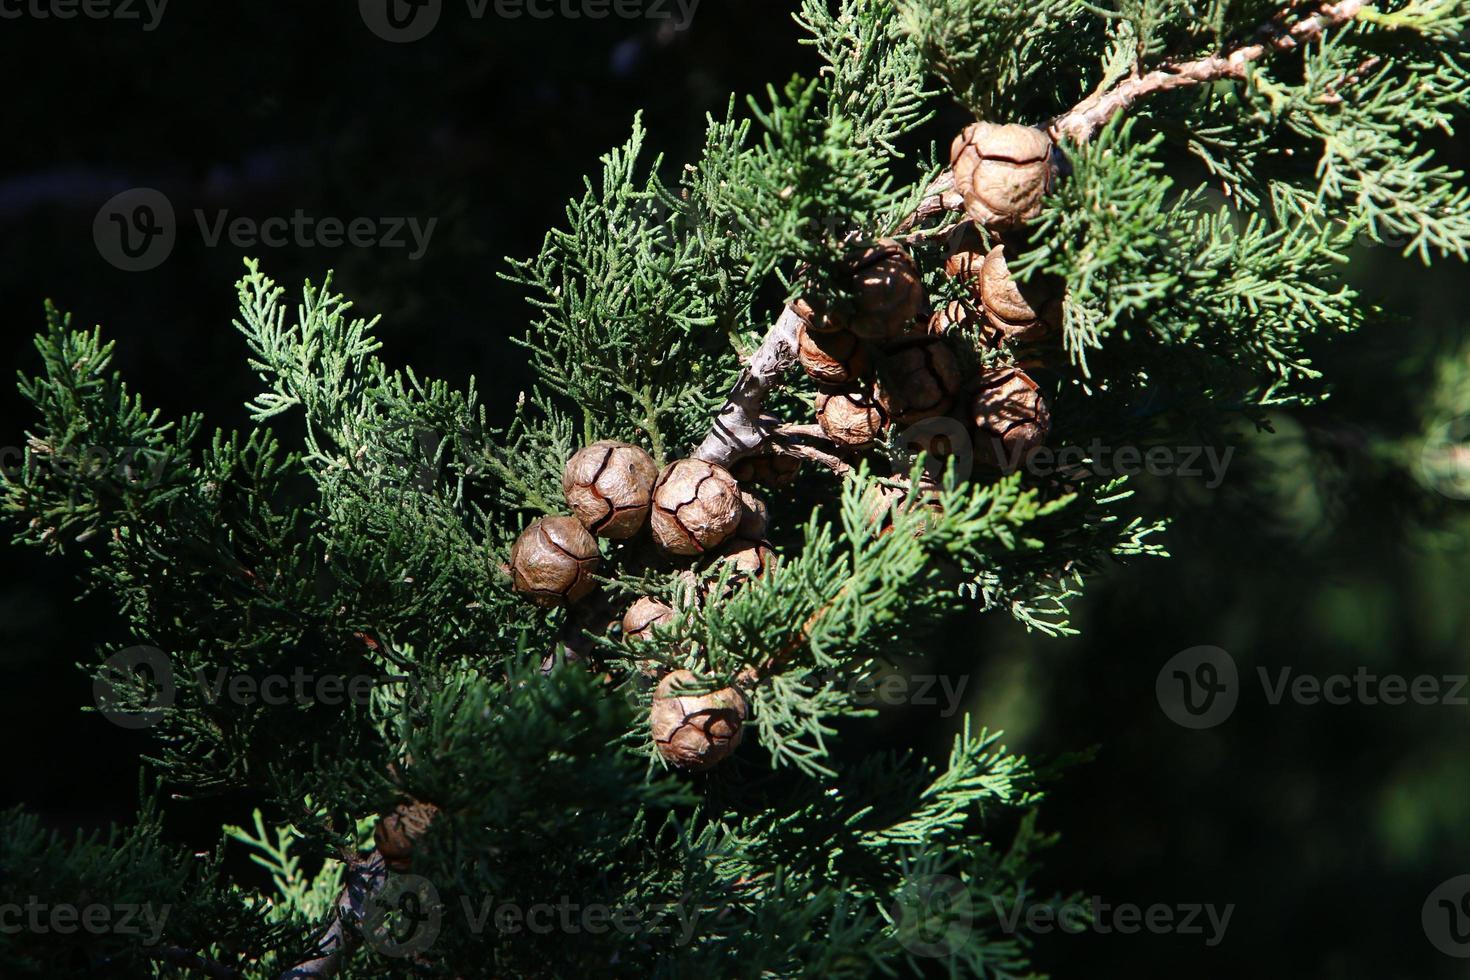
[650,669,747,772]
[862,482,944,538]
[731,452,801,488]
[623,596,675,642]
[893,416,969,477]
[509,516,600,606]
[623,596,677,678]
[815,384,888,447]
[942,225,987,290]
[737,489,769,539]
[375,799,439,872]
[797,323,871,386]
[715,537,776,579]
[861,483,906,529]
[979,244,1063,343]
[562,440,660,538]
[944,245,986,285]
[876,339,964,425]
[650,459,743,556]
[847,239,925,341]
[950,123,1055,230]
[793,296,845,335]
[544,589,623,676]
[972,367,1051,471]
[927,300,987,340]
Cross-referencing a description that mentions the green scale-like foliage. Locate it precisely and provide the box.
[2,0,1467,976]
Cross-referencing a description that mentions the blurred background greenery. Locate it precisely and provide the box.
[1,3,1467,977]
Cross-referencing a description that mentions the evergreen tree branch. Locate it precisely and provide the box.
[148,946,243,979]
[779,442,855,477]
[277,850,387,980]
[893,170,962,235]
[772,422,860,475]
[691,304,804,467]
[695,1,1386,471]
[1048,0,1370,143]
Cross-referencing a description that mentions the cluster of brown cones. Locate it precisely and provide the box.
[499,122,1068,775]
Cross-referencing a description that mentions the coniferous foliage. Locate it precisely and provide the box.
[3,1,1468,976]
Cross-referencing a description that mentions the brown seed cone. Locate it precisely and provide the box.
[847,239,925,341]
[562,440,660,538]
[862,483,944,538]
[731,452,802,488]
[650,669,748,772]
[876,339,964,425]
[375,799,439,872]
[623,596,677,678]
[650,459,743,556]
[715,537,776,579]
[798,323,871,386]
[815,384,888,447]
[893,415,970,476]
[950,123,1055,230]
[793,296,846,334]
[509,516,600,606]
[942,225,988,289]
[623,596,675,641]
[971,367,1051,471]
[979,244,1064,343]
[944,246,986,285]
[861,483,905,528]
[543,588,624,675]
[927,300,990,341]
[737,489,769,540]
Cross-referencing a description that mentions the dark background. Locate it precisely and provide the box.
[1,3,1467,977]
